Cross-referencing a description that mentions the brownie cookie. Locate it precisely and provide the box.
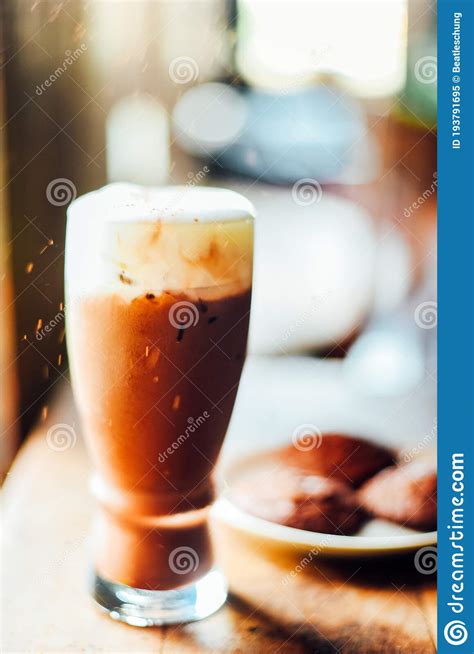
[232,467,366,535]
[283,433,395,487]
[358,460,437,531]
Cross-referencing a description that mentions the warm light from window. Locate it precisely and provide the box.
[236,0,408,97]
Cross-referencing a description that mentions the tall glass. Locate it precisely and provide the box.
[65,184,254,626]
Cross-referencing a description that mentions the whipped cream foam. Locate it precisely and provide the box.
[66,184,254,298]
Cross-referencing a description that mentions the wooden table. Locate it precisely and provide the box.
[2,392,437,653]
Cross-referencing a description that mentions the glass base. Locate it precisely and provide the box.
[91,568,227,627]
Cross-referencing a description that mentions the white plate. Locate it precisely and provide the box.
[213,451,437,558]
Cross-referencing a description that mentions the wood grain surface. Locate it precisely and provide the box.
[1,392,437,653]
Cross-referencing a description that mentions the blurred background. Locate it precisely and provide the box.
[0,0,436,475]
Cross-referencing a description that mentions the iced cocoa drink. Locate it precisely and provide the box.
[65,184,254,625]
